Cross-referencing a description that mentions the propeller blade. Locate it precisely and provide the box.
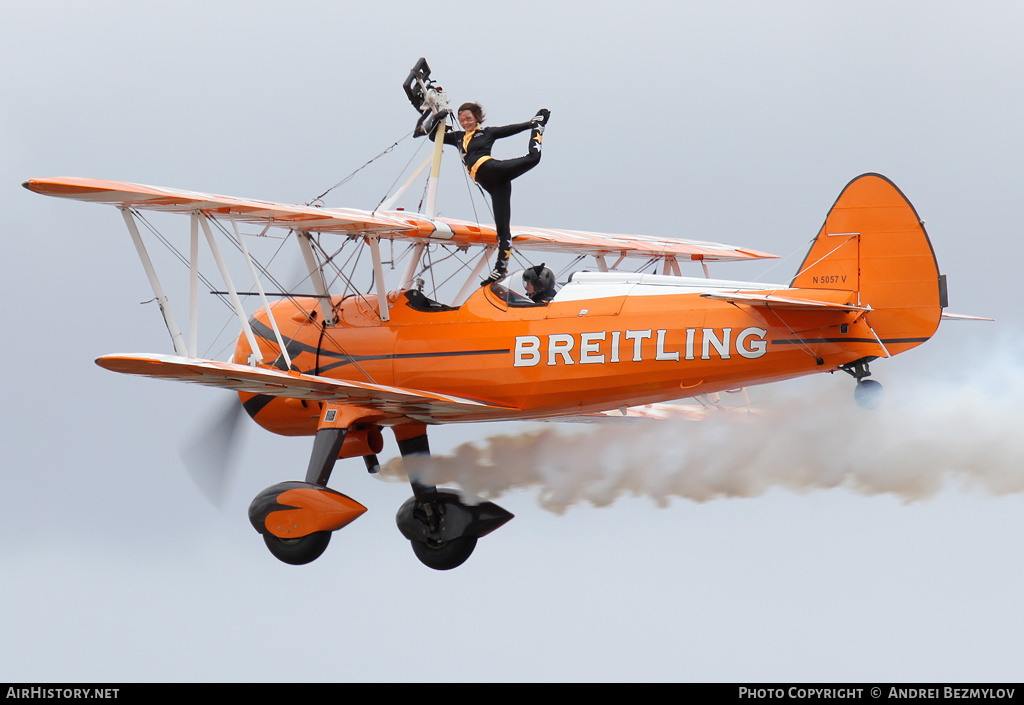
[180,394,247,507]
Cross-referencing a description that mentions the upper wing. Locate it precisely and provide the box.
[429,216,776,262]
[506,226,777,262]
[95,353,513,423]
[23,177,416,236]
[25,177,777,263]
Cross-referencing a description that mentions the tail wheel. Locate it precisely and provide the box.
[410,535,478,571]
[854,379,884,410]
[263,531,331,566]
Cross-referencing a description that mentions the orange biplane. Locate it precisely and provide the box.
[24,61,961,570]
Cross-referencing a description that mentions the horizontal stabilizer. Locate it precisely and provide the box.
[700,291,870,312]
[941,312,995,322]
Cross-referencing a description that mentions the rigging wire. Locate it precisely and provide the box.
[132,210,235,317]
[635,257,660,274]
[417,174,430,213]
[555,255,586,280]
[181,214,381,383]
[323,240,364,297]
[209,218,317,307]
[760,303,824,363]
[311,235,374,311]
[423,246,479,292]
[460,149,490,225]
[372,136,430,213]
[202,311,244,361]
[202,217,312,360]
[509,248,530,272]
[124,124,431,385]
[134,210,274,360]
[269,231,380,383]
[307,131,412,207]
[207,215,385,383]
[751,235,853,286]
[262,228,294,273]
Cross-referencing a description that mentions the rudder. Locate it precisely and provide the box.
[790,174,943,355]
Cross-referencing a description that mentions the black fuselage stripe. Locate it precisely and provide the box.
[243,394,276,418]
[313,348,510,374]
[240,347,510,420]
[240,319,509,420]
[772,337,930,345]
[247,318,508,372]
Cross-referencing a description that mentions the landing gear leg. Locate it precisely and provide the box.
[393,431,513,571]
[397,434,475,571]
[305,427,347,486]
[841,358,884,410]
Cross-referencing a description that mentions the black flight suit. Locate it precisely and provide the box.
[440,121,544,276]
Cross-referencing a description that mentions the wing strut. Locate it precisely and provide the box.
[189,212,200,357]
[400,242,426,290]
[403,57,450,220]
[230,216,292,368]
[367,235,391,323]
[424,118,447,219]
[296,231,336,327]
[120,207,188,357]
[378,155,432,212]
[197,213,263,365]
[454,246,496,305]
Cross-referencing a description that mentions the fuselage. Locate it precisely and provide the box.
[234,272,900,436]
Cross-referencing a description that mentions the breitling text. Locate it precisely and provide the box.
[513,326,768,367]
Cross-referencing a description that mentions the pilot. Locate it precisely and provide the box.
[418,102,550,285]
[523,263,557,304]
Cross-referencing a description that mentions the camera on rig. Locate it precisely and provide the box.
[404,57,449,137]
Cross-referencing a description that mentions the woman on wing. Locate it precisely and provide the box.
[420,102,550,284]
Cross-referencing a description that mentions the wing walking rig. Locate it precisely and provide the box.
[23,58,972,570]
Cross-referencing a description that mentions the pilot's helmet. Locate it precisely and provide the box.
[523,263,555,296]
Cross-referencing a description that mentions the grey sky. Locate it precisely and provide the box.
[2,0,1022,682]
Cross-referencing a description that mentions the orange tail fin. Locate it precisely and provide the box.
[790,173,944,356]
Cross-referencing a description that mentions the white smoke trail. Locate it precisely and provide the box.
[379,341,1024,512]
